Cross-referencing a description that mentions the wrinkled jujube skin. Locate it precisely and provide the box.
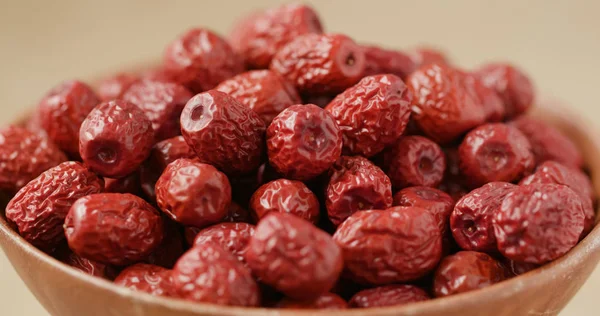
[163,28,243,92]
[270,33,366,95]
[114,263,175,297]
[384,136,446,189]
[245,212,343,300]
[230,3,323,69]
[503,258,539,277]
[180,90,265,175]
[249,179,320,224]
[172,241,260,306]
[459,70,505,122]
[407,63,485,144]
[5,161,103,251]
[362,45,416,80]
[450,182,517,252]
[393,186,454,237]
[0,126,67,193]
[55,246,109,278]
[193,222,255,264]
[146,217,185,269]
[326,156,393,226]
[439,147,469,202]
[408,47,449,68]
[325,74,412,157]
[36,80,100,155]
[459,123,534,188]
[509,116,583,169]
[349,285,431,308]
[97,73,139,101]
[433,251,506,297]
[122,80,192,141]
[476,63,535,119]
[494,184,585,264]
[277,293,348,310]
[79,100,155,178]
[104,171,142,196]
[267,104,342,181]
[333,207,442,285]
[155,158,231,228]
[184,203,253,246]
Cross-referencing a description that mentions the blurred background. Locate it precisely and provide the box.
[0,0,598,315]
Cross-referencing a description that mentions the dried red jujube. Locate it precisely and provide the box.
[114,263,175,297]
[393,186,454,236]
[349,285,430,308]
[97,73,139,101]
[433,251,505,297]
[476,63,535,118]
[362,45,416,80]
[384,136,446,189]
[249,179,320,224]
[277,293,348,309]
[193,222,255,264]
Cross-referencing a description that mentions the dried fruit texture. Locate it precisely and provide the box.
[349,285,430,308]
[184,203,253,247]
[476,63,535,118]
[393,186,454,237]
[64,193,164,265]
[36,80,100,155]
[0,126,67,193]
[172,242,260,306]
[155,158,231,228]
[122,80,192,141]
[215,70,301,124]
[450,182,517,252]
[459,123,534,188]
[459,70,505,122]
[193,223,255,264]
[163,28,243,92]
[277,293,348,309]
[79,100,154,178]
[362,45,416,80]
[114,264,175,297]
[96,73,139,101]
[325,74,412,157]
[56,247,109,278]
[267,104,342,181]
[407,63,485,144]
[494,184,585,264]
[270,33,366,94]
[231,4,323,69]
[433,251,505,297]
[333,207,442,285]
[439,147,469,202]
[384,136,446,189]
[249,179,320,224]
[147,217,185,269]
[408,47,449,68]
[503,259,539,277]
[104,171,142,196]
[180,90,265,175]
[245,212,343,300]
[520,161,595,236]
[326,156,392,226]
[509,116,583,168]
[5,161,103,251]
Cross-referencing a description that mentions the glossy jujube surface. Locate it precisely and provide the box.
[114,263,175,297]
[393,186,454,237]
[349,285,431,308]
[249,179,320,223]
[193,222,255,264]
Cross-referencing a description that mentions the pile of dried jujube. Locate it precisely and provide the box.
[1,3,595,310]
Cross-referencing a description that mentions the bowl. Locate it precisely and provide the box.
[1,102,599,316]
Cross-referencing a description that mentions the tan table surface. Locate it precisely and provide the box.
[1,1,599,315]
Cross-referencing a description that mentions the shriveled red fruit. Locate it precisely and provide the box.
[79,100,154,178]
[249,179,320,224]
[172,242,260,306]
[362,45,416,79]
[476,63,535,118]
[325,74,412,157]
[97,73,139,101]
[459,70,505,122]
[267,104,342,181]
[450,182,517,252]
[155,158,231,228]
[64,193,164,265]
[215,70,301,124]
[180,90,265,175]
[245,212,343,300]
[104,171,141,195]
[407,63,485,143]
[193,223,255,264]
[56,247,109,278]
[122,80,192,141]
[0,126,67,193]
[36,80,100,155]
[270,33,366,94]
[5,161,103,251]
[184,202,252,246]
[459,123,534,187]
[333,207,442,285]
[349,285,430,308]
[230,3,323,69]
[393,186,454,236]
[408,47,449,68]
[147,218,185,269]
[277,293,348,309]
[503,259,539,276]
[433,251,505,297]
[114,264,175,297]
[163,28,243,92]
[384,136,446,189]
[326,156,392,226]
[439,147,469,202]
[509,116,583,168]
[494,184,585,263]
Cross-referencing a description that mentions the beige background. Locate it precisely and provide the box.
[1,0,599,315]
